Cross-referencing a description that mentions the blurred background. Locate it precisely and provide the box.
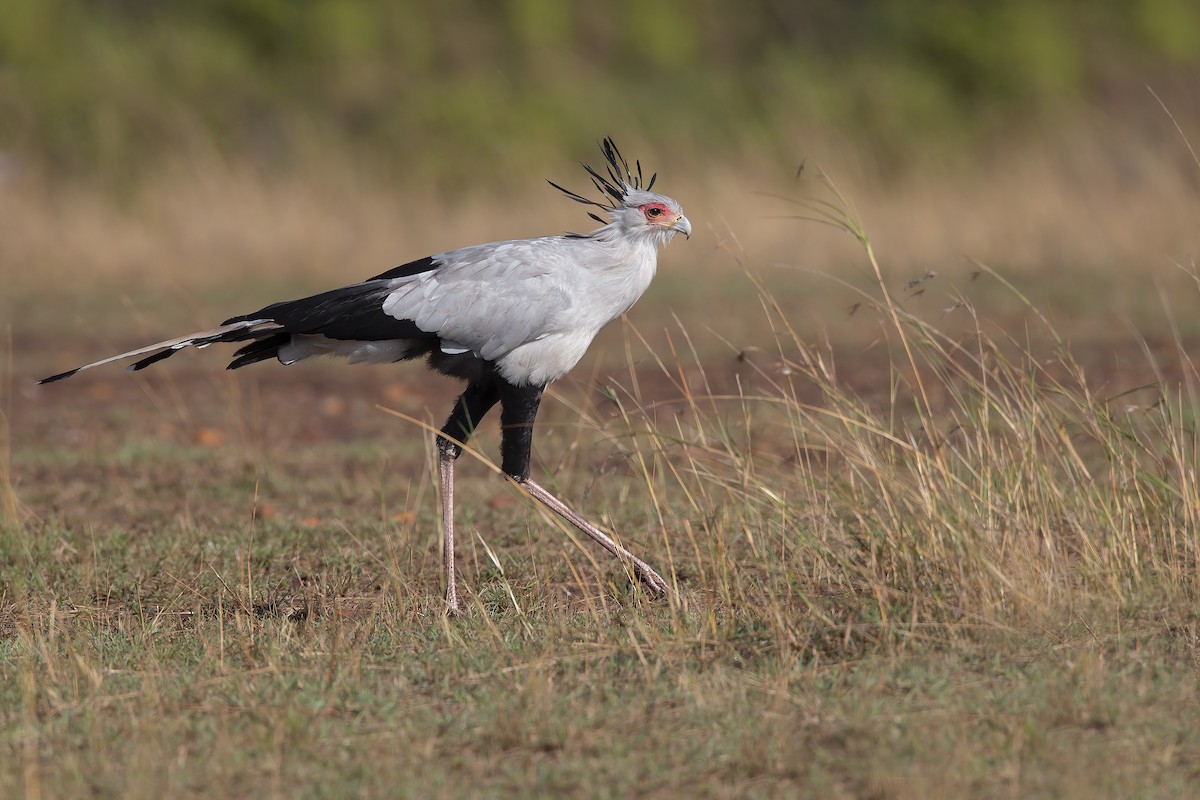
[3,0,1200,347]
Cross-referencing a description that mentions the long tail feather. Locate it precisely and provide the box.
[39,319,280,384]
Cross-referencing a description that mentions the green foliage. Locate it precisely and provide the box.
[0,1,1197,187]
[881,1,1084,103]
[1132,0,1200,60]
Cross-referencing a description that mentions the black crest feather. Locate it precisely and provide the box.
[548,137,657,218]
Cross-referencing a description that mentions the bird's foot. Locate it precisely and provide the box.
[631,558,671,598]
[444,583,462,617]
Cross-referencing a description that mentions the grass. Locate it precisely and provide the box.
[4,160,1200,796]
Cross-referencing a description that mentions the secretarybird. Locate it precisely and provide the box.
[41,138,690,614]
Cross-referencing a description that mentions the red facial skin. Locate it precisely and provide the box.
[639,202,675,224]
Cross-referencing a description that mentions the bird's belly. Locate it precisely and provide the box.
[496,330,595,386]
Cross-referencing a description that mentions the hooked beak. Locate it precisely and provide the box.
[672,215,692,239]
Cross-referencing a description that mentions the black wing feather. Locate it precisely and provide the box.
[223,256,440,342]
[227,332,293,370]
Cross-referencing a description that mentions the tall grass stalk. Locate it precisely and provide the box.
[584,172,1200,652]
[1,330,24,536]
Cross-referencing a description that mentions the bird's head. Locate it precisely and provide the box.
[549,138,690,245]
[608,189,690,245]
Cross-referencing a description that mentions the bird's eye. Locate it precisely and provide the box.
[646,207,663,218]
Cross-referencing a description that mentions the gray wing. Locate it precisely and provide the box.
[382,238,577,361]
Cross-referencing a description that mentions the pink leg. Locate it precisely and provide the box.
[519,479,671,597]
[439,448,460,615]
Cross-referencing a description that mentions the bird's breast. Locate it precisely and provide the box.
[496,330,596,386]
[580,243,658,322]
[495,244,659,386]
